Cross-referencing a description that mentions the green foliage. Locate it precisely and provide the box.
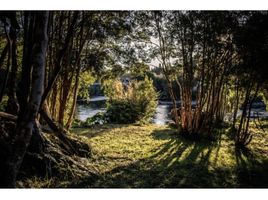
[78,71,96,101]
[72,113,107,128]
[129,63,150,78]
[259,91,268,109]
[84,112,106,126]
[104,77,158,124]
[0,95,8,111]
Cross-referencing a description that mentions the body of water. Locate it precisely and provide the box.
[76,96,173,125]
[75,96,268,125]
[76,96,107,121]
[152,104,173,125]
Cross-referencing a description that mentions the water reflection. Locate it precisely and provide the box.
[76,104,106,121]
[152,104,172,125]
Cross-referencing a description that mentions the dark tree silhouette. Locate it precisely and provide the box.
[0,11,49,187]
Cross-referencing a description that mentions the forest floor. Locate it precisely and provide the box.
[20,121,268,188]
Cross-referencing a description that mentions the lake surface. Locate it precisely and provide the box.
[152,104,173,125]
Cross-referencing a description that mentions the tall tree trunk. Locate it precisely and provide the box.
[236,82,252,145]
[0,26,12,103]
[17,11,34,120]
[167,80,179,128]
[0,43,8,70]
[1,11,48,188]
[244,84,259,140]
[66,66,81,129]
[40,12,78,109]
[232,81,240,129]
[6,27,19,114]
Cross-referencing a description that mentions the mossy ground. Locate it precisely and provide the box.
[21,121,268,188]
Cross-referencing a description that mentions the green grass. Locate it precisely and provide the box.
[19,121,268,188]
[67,122,268,188]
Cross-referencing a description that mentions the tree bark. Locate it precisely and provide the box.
[0,25,12,103]
[6,27,19,114]
[0,43,8,70]
[1,11,48,188]
[66,66,81,129]
[40,12,79,109]
[232,81,240,128]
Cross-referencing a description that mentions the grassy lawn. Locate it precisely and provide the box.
[67,122,268,188]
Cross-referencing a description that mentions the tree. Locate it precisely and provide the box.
[234,12,268,147]
[0,12,20,109]
[0,11,48,187]
[135,11,238,137]
[131,11,181,127]
[43,11,134,129]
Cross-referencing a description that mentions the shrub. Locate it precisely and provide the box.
[104,77,158,124]
[83,112,106,127]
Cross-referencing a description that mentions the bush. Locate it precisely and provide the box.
[104,77,158,124]
[83,112,106,127]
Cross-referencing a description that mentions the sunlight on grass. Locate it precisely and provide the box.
[23,122,268,188]
[69,122,268,188]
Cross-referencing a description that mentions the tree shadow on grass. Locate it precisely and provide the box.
[67,127,268,188]
[235,147,268,188]
[67,128,224,188]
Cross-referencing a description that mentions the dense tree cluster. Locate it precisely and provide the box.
[132,11,268,141]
